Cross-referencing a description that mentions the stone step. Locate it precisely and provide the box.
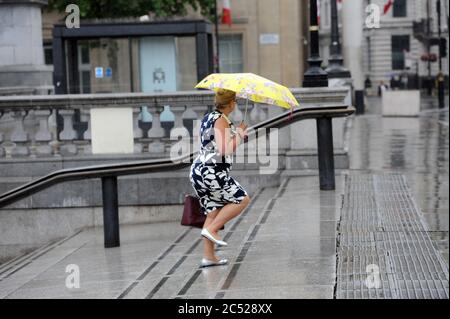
[0,222,187,299]
[117,185,280,299]
[0,175,345,299]
[200,176,342,300]
[0,230,83,275]
[0,184,281,299]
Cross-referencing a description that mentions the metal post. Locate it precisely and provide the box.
[303,0,329,88]
[213,0,220,73]
[437,0,445,109]
[325,0,351,79]
[355,90,365,115]
[52,34,67,95]
[102,176,120,248]
[303,0,334,190]
[196,32,210,82]
[426,0,433,96]
[316,117,335,190]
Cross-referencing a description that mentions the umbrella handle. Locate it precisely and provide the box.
[243,99,248,124]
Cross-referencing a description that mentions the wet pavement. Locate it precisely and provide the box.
[0,96,448,299]
[0,178,343,299]
[349,97,449,265]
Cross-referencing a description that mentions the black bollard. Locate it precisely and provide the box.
[438,73,445,109]
[355,90,365,115]
[102,176,120,248]
[316,117,336,191]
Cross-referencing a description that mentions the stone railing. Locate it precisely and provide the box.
[0,88,349,159]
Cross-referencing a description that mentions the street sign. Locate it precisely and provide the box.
[259,34,279,45]
[95,67,104,78]
[105,67,112,78]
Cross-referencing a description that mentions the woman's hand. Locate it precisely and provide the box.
[215,119,248,156]
[237,122,248,138]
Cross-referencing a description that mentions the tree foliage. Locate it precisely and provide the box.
[47,0,216,20]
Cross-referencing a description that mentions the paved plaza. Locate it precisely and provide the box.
[0,98,448,299]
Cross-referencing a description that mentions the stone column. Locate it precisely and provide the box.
[341,0,364,92]
[0,0,53,95]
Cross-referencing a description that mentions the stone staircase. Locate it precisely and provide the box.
[1,173,447,299]
[0,175,342,299]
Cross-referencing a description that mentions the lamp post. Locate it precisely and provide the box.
[325,0,351,79]
[426,0,433,96]
[303,0,329,88]
[303,0,335,191]
[437,0,445,109]
[213,0,221,73]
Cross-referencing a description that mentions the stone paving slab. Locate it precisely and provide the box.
[0,177,341,299]
[1,171,447,299]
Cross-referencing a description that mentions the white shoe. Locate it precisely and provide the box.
[200,258,229,268]
[201,228,228,247]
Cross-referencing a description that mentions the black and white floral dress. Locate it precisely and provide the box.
[190,110,248,215]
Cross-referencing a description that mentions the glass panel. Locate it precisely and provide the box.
[176,37,198,91]
[81,71,91,94]
[80,45,90,64]
[44,44,53,65]
[231,41,242,59]
[392,35,410,70]
[219,34,243,73]
[139,36,177,93]
[393,0,407,17]
[67,36,200,93]
[80,38,132,93]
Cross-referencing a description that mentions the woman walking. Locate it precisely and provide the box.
[190,89,251,268]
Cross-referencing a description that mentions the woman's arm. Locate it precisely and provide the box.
[214,117,244,156]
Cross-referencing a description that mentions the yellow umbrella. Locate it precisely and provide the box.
[195,73,299,121]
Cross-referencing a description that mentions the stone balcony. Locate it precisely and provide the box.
[0,87,350,167]
[0,87,351,260]
[0,88,351,208]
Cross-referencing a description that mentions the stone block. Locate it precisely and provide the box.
[285,150,349,170]
[0,47,14,66]
[382,90,421,117]
[0,7,14,27]
[91,108,134,154]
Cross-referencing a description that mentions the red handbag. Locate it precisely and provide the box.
[181,195,206,228]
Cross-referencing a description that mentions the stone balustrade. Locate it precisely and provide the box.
[0,88,349,159]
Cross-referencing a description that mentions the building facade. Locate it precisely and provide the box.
[216,0,309,88]
[40,0,309,94]
[319,0,449,91]
[0,0,53,95]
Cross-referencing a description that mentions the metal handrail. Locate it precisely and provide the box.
[1,106,354,248]
[0,106,354,209]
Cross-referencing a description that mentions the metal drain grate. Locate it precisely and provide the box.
[336,174,449,299]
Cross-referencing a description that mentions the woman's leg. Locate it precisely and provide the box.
[203,209,220,261]
[207,196,250,236]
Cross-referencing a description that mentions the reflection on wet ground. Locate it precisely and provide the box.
[349,97,449,264]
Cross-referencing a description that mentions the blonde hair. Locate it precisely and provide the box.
[215,89,236,110]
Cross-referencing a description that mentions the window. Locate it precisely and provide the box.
[391,35,410,70]
[77,43,91,93]
[219,34,243,73]
[43,43,53,65]
[393,0,407,17]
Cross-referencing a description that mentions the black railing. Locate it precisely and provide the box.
[0,106,355,247]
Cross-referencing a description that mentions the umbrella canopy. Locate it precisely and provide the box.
[195,73,299,110]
